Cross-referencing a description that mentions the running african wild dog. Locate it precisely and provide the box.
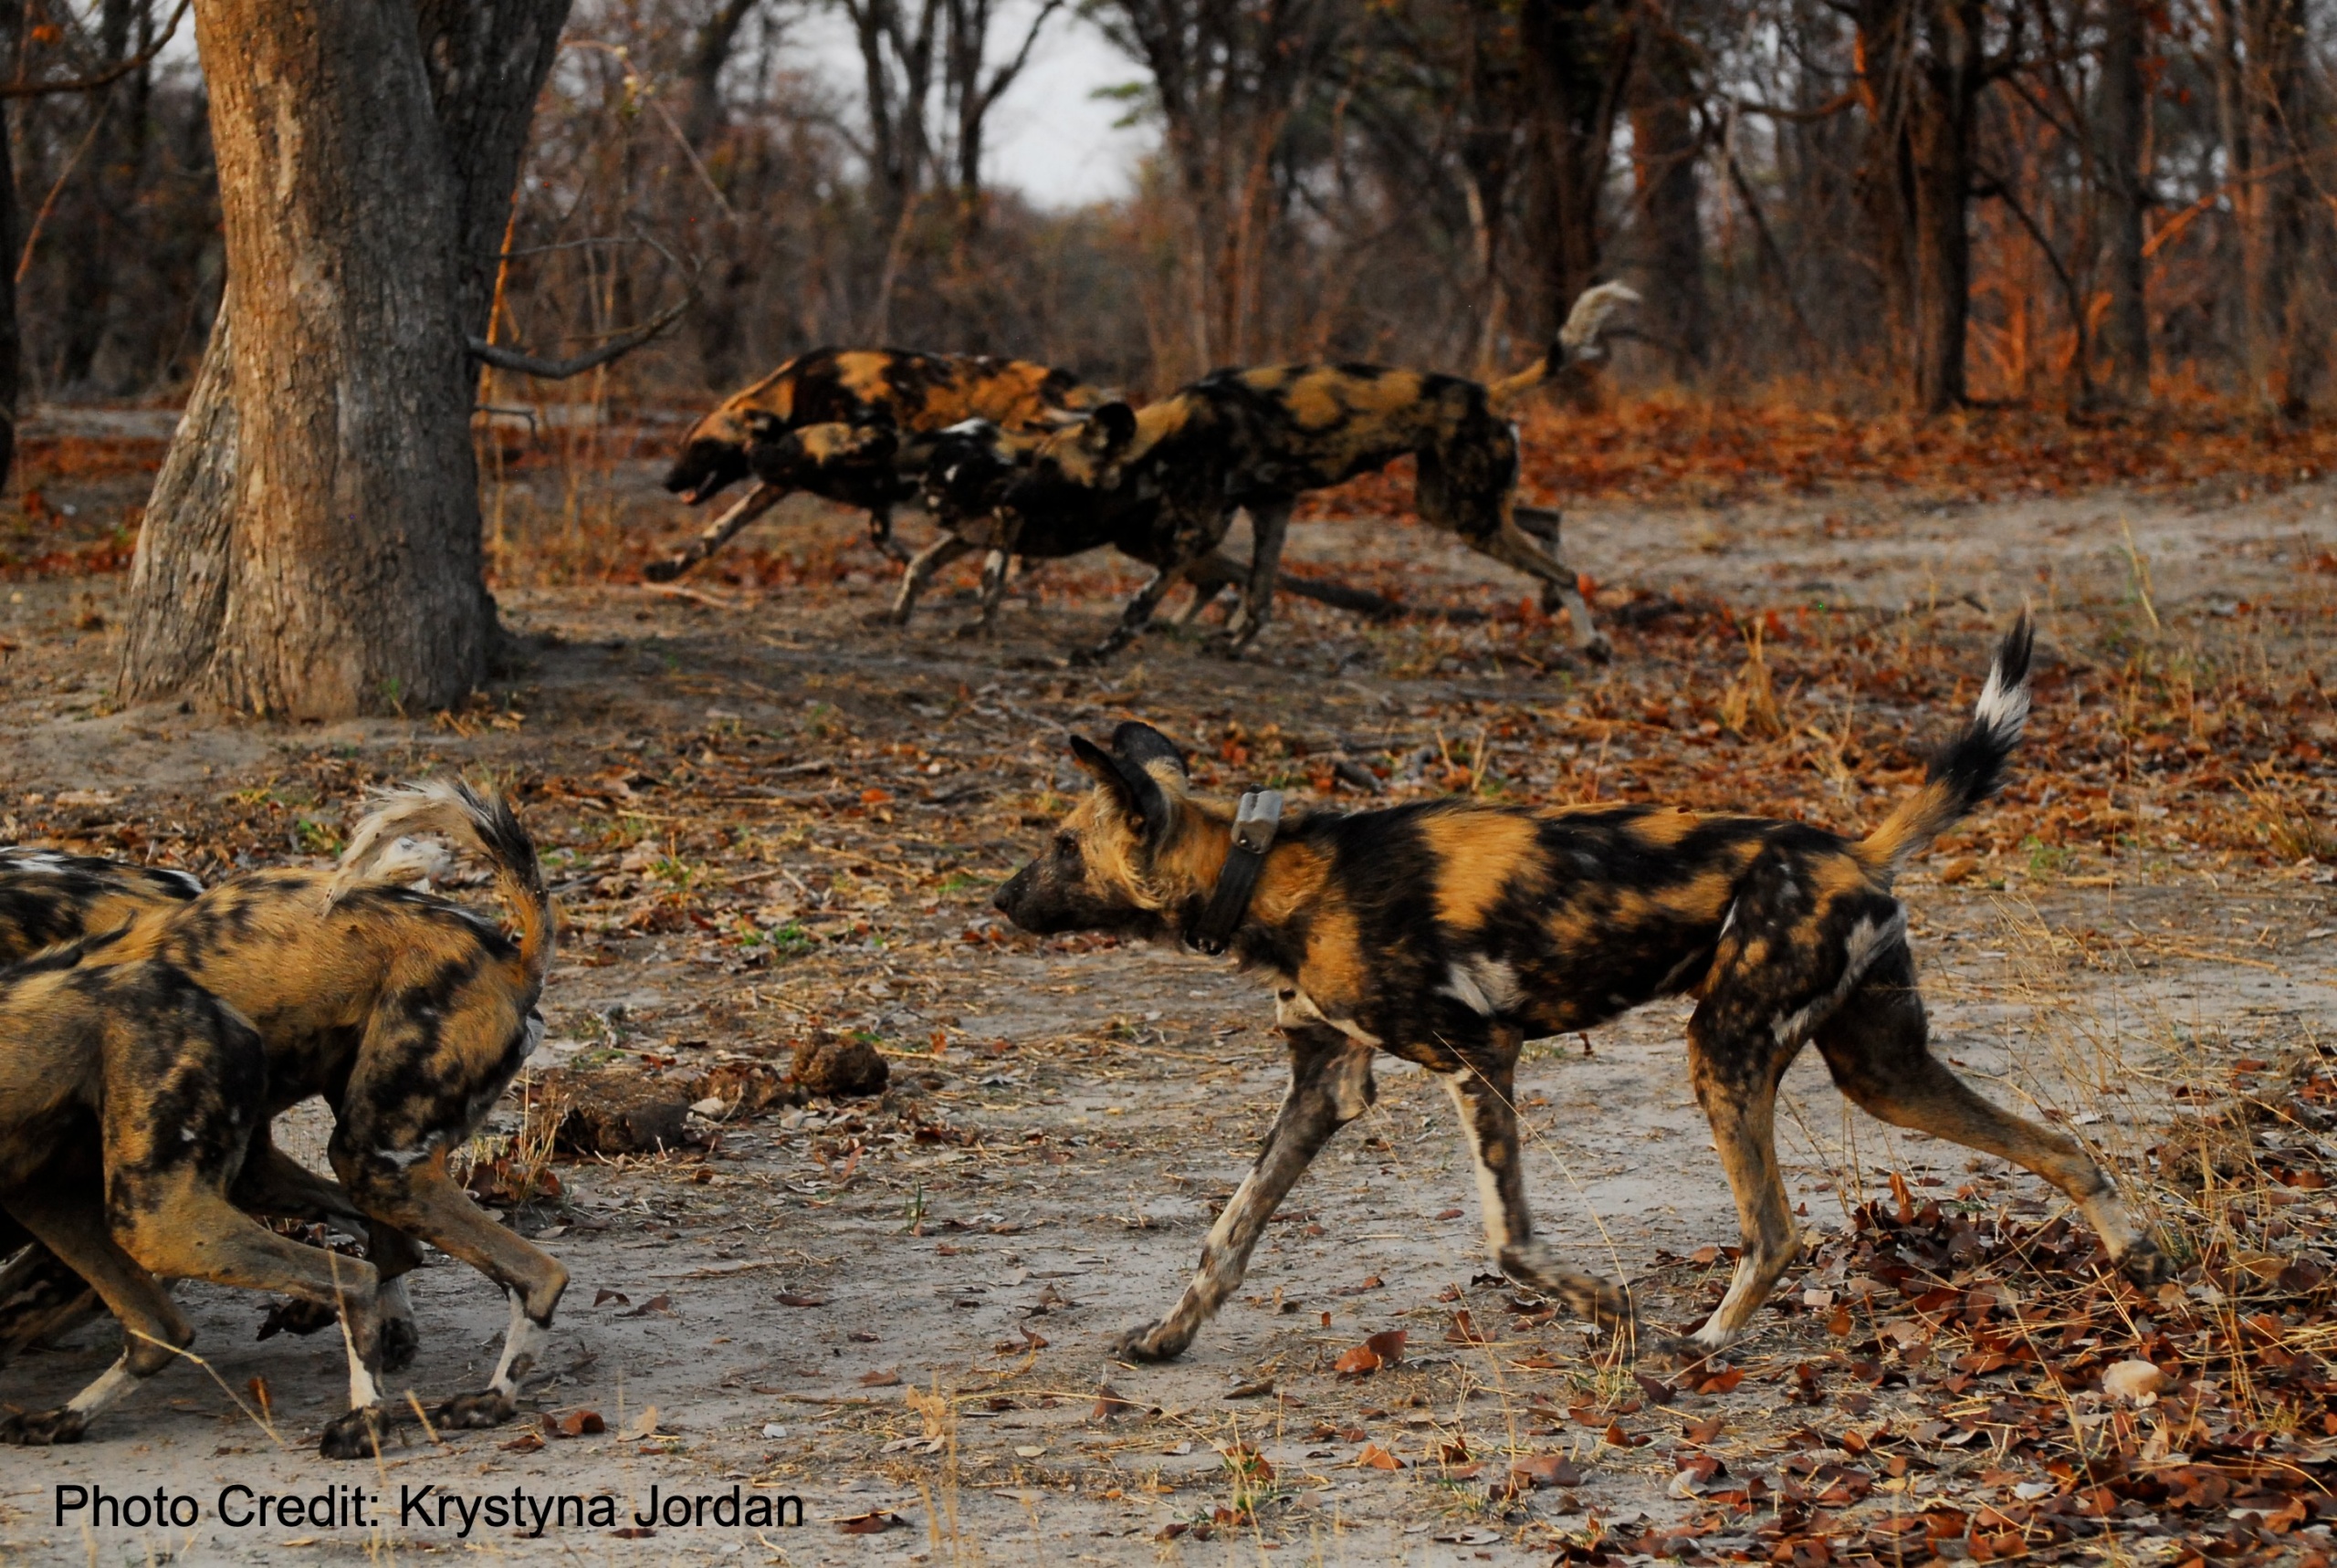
[49,780,561,1457]
[0,847,436,1375]
[990,617,2170,1364]
[918,282,1636,664]
[655,347,1105,580]
[0,942,392,1450]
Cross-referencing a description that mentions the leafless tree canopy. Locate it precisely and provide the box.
[5,0,2336,415]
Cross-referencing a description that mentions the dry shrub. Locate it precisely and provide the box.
[1717,621,1787,738]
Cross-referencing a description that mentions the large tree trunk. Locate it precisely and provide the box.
[117,0,570,716]
[2215,0,2321,416]
[2097,0,2150,401]
[1625,1,1709,371]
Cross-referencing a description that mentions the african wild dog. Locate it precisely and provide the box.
[0,847,433,1377]
[56,780,562,1457]
[654,348,1105,580]
[990,618,2169,1364]
[0,943,388,1449]
[920,283,1637,664]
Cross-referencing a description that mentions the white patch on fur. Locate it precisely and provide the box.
[155,868,204,896]
[1769,907,1908,1046]
[1974,657,2032,743]
[1439,1074,1510,1260]
[65,1355,145,1416]
[1441,956,1520,1018]
[1274,987,1382,1047]
[348,1356,383,1410]
[487,1291,547,1396]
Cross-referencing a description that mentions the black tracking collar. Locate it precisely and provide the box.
[1189,790,1283,956]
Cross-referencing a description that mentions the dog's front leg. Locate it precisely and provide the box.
[1116,1024,1374,1362]
[867,503,912,562]
[1439,1049,1635,1335]
[333,1145,568,1436]
[230,1126,424,1370]
[961,517,1023,635]
[1481,512,1611,661]
[1667,1033,1799,1364]
[888,534,977,625]
[645,482,786,582]
[0,1186,193,1447]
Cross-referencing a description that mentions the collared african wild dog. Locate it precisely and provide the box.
[0,847,428,1373]
[0,940,390,1448]
[990,619,2170,1364]
[655,348,1106,580]
[62,780,561,1458]
[925,283,1637,664]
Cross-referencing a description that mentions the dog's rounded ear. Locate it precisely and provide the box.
[1111,721,1188,781]
[1086,402,1137,457]
[1069,734,1173,842]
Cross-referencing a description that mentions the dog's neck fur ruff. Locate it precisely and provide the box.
[1184,790,1283,955]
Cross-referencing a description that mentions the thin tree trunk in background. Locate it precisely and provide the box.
[1906,4,1979,414]
[1626,1,1709,370]
[0,2,19,493]
[1519,0,1633,346]
[2098,0,2149,400]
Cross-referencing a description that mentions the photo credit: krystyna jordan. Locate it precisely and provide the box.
[51,1480,810,1541]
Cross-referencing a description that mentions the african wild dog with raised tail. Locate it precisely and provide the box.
[19,781,564,1458]
[655,348,1106,580]
[918,282,1638,664]
[990,617,2169,1364]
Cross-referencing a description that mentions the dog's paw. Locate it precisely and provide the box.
[642,559,688,584]
[318,1405,394,1461]
[1112,1323,1189,1364]
[1644,1332,1725,1372]
[1579,634,1615,664]
[2117,1237,2176,1289]
[433,1388,517,1431]
[380,1315,421,1373]
[0,1406,89,1446]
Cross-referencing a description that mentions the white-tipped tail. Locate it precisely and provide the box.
[324,777,554,983]
[1557,280,1643,359]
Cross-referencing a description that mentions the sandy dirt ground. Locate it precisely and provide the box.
[0,458,2332,1566]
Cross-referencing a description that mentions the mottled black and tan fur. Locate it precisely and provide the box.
[0,941,389,1449]
[922,283,1636,663]
[49,780,563,1458]
[0,849,427,1371]
[991,619,2168,1364]
[655,347,1104,579]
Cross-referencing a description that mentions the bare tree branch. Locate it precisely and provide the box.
[0,0,189,97]
[467,292,692,379]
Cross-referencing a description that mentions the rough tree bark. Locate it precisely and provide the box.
[1625,0,1709,370]
[116,0,571,716]
[0,3,21,493]
[2097,0,2150,401]
[2214,0,2322,416]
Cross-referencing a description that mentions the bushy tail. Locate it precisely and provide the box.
[1487,281,1643,412]
[1855,614,2036,880]
[326,778,554,984]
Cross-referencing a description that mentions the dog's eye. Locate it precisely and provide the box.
[1053,834,1079,863]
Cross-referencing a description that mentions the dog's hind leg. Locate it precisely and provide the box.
[1116,1024,1374,1362]
[1813,946,2169,1285]
[888,535,977,625]
[0,1186,190,1446]
[1073,559,1199,664]
[1438,1046,1635,1334]
[1217,500,1291,653]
